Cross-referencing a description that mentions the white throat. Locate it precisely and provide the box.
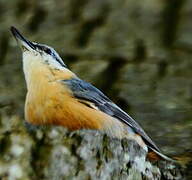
[22,51,68,90]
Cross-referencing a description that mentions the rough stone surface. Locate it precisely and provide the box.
[0,116,183,180]
[0,0,191,153]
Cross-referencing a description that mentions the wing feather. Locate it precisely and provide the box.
[61,78,160,152]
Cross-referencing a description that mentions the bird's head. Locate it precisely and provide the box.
[10,26,66,70]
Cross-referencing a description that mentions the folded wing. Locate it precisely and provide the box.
[61,78,160,153]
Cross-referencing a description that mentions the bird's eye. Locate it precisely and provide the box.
[45,48,52,55]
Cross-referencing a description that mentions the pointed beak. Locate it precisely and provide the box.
[10,26,35,51]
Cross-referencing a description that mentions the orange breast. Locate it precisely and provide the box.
[25,86,115,130]
[24,68,114,131]
[24,65,128,140]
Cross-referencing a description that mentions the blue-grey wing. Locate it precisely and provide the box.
[62,78,160,152]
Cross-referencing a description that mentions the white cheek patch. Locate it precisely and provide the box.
[42,53,65,70]
[22,51,43,89]
[23,50,39,58]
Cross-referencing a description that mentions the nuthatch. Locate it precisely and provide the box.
[10,26,173,161]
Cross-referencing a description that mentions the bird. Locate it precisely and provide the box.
[10,26,173,161]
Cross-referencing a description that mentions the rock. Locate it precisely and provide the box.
[0,116,183,180]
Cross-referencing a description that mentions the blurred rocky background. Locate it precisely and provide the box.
[0,0,192,179]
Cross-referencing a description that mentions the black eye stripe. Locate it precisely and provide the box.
[45,48,52,55]
[34,43,67,67]
[55,57,66,67]
[35,44,43,50]
[34,44,51,55]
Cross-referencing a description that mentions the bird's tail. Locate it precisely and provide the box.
[147,147,177,163]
